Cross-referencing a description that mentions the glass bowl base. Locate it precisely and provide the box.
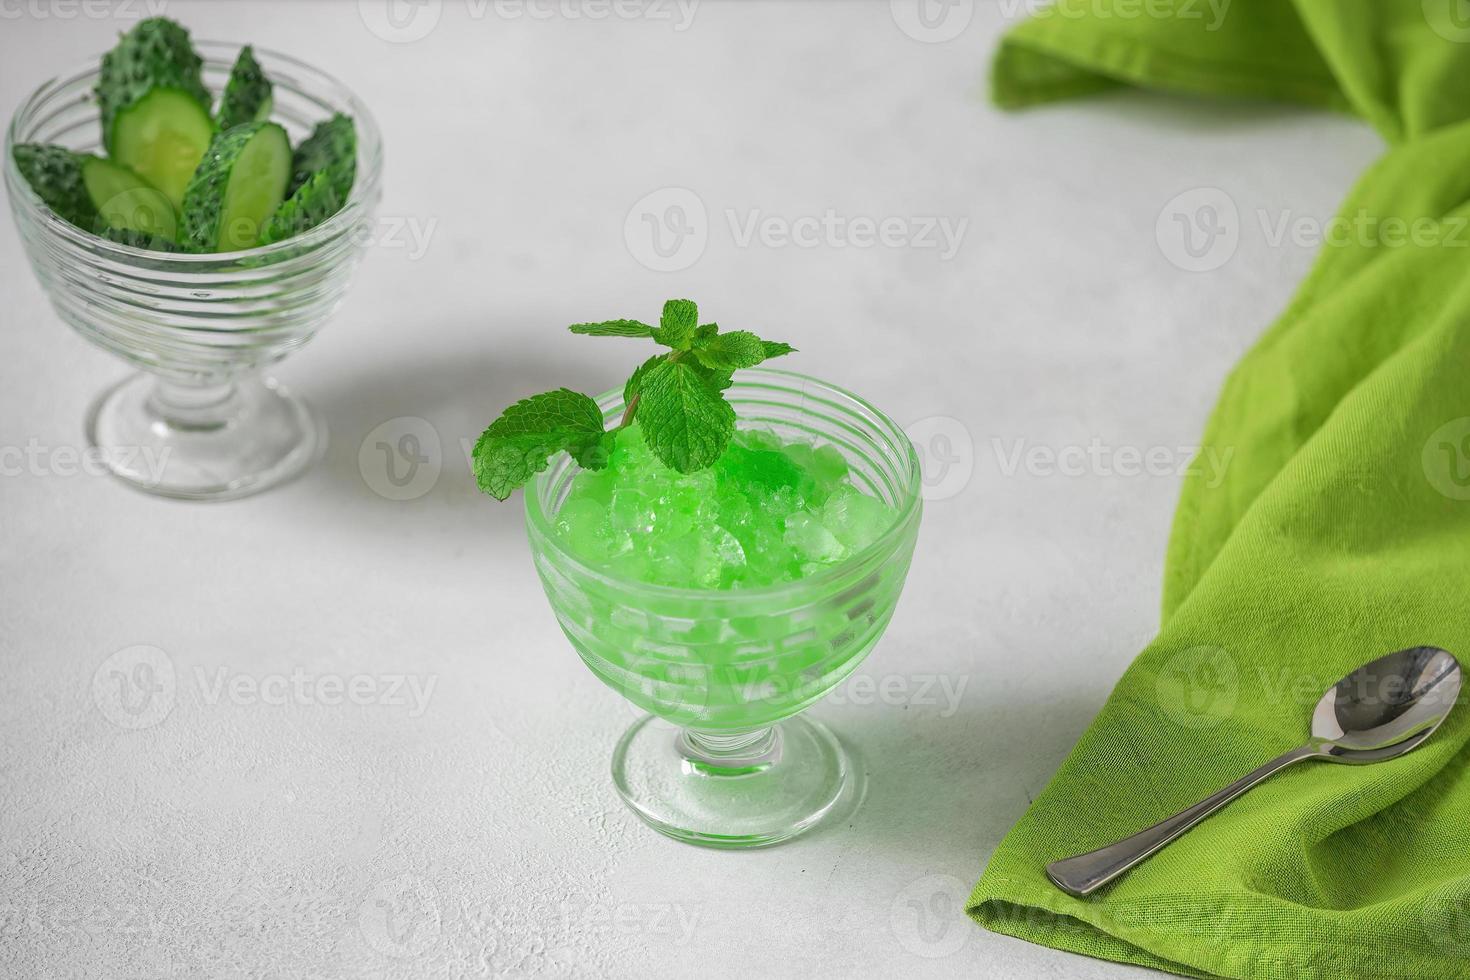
[85,373,325,501]
[611,714,862,849]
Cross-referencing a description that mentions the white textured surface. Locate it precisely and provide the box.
[0,3,1383,978]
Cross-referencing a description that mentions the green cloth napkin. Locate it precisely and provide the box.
[968,3,1470,978]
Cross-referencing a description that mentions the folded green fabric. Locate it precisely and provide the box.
[968,3,1470,978]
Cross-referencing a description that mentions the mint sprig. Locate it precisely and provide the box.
[472,299,795,500]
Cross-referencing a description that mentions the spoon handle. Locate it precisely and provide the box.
[1045,744,1320,897]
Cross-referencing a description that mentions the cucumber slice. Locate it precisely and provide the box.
[181,122,292,252]
[109,87,215,208]
[258,169,345,245]
[12,143,96,228]
[289,113,356,200]
[217,45,273,131]
[82,156,178,242]
[96,19,211,172]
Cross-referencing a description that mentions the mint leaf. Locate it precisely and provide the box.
[691,330,766,372]
[472,388,606,500]
[635,359,735,472]
[651,298,698,350]
[570,429,618,471]
[692,361,733,391]
[569,319,654,338]
[761,341,796,360]
[624,353,664,406]
[695,323,718,341]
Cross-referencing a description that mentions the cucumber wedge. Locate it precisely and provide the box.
[82,156,178,243]
[289,113,356,200]
[109,88,215,208]
[217,45,273,131]
[12,143,96,228]
[181,122,292,252]
[96,17,210,140]
[96,18,213,205]
[258,169,344,245]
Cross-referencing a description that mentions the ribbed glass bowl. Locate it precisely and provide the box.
[4,41,383,500]
[526,369,922,847]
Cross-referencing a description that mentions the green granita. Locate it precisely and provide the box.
[551,423,895,589]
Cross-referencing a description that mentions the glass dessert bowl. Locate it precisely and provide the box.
[526,369,922,847]
[3,42,382,500]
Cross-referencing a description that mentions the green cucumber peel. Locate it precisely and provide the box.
[217,45,273,131]
[289,113,356,201]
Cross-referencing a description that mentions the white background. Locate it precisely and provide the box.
[0,2,1383,977]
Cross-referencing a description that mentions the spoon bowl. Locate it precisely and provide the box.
[1312,646,1461,758]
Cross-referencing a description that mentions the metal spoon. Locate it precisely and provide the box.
[1046,646,1462,898]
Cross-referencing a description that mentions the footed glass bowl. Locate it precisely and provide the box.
[526,369,922,847]
[4,42,382,500]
